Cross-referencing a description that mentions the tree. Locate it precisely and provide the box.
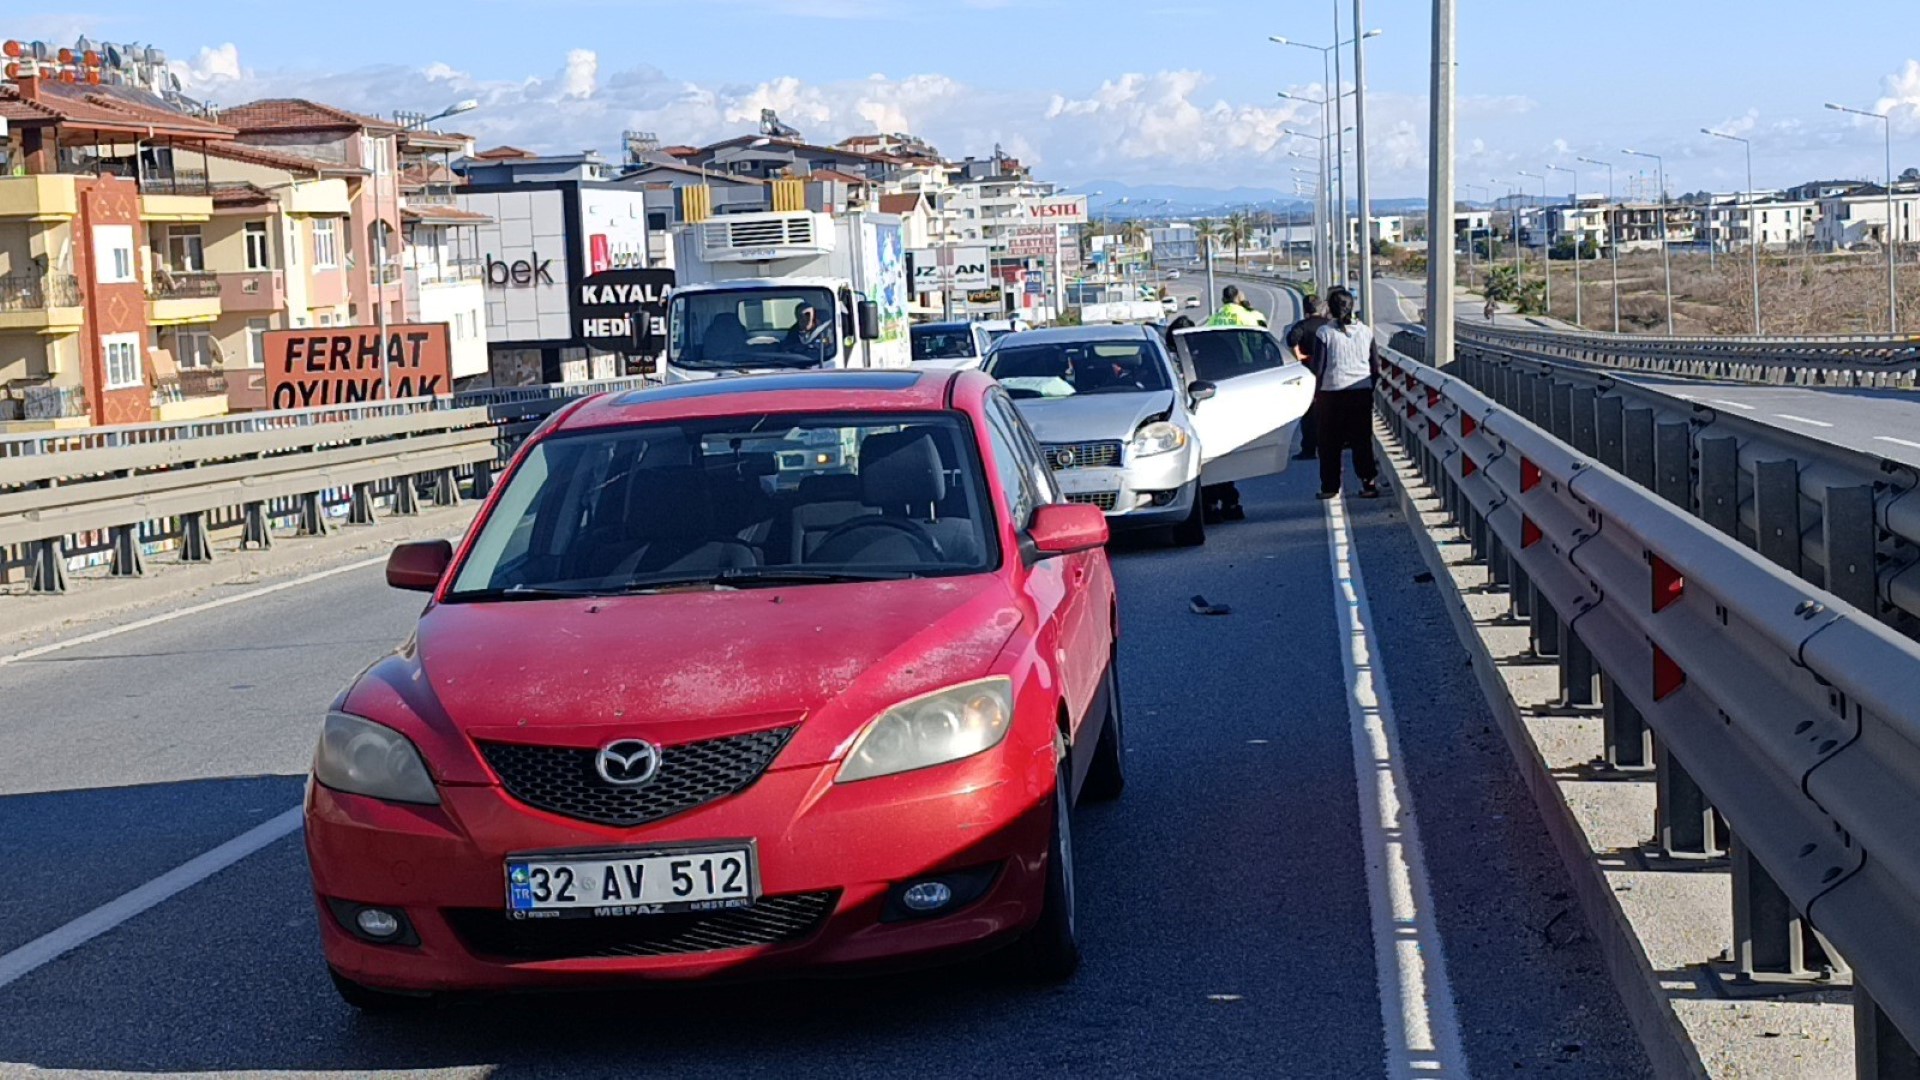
[1901,167,1920,184]
[1225,212,1252,266]
[1193,218,1223,263]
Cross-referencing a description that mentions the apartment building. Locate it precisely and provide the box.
[397,125,487,383]
[1815,185,1920,251]
[0,71,236,429]
[1697,193,1814,250]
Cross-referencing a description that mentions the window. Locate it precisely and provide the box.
[103,333,142,389]
[984,338,1173,400]
[164,327,215,369]
[244,221,272,270]
[1177,328,1291,384]
[166,226,204,272]
[982,393,1042,527]
[93,225,136,284]
[362,135,390,176]
[313,218,339,267]
[318,313,333,327]
[286,222,300,266]
[247,318,270,367]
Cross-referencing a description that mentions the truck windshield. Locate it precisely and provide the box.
[669,287,839,371]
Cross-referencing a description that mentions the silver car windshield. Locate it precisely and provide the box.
[984,340,1172,400]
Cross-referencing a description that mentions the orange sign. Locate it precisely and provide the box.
[263,324,452,409]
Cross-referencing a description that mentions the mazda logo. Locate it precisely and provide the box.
[595,739,661,786]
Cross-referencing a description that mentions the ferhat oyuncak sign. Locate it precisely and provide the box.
[263,324,453,407]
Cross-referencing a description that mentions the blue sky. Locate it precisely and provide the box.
[13,1,1920,198]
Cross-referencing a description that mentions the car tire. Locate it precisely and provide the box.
[1081,657,1126,803]
[329,969,435,1014]
[1016,758,1082,982]
[1170,482,1206,547]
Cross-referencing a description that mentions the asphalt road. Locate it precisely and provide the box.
[0,456,1650,1077]
[1163,272,1300,328]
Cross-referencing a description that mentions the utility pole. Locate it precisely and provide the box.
[1519,170,1550,318]
[1426,0,1456,369]
[1703,129,1762,335]
[1548,163,1580,327]
[1331,0,1347,285]
[1624,149,1674,334]
[1352,0,1373,319]
[1578,156,1621,332]
[1826,103,1898,334]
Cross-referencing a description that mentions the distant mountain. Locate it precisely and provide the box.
[1077,179,1436,219]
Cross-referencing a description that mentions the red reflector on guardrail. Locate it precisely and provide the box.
[1651,555,1684,613]
[1427,388,1440,408]
[1460,415,1477,438]
[1462,455,1478,477]
[1521,457,1541,493]
[1405,403,1417,419]
[1521,515,1541,548]
[1653,646,1686,701]
[1428,420,1440,442]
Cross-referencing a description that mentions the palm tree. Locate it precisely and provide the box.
[1193,218,1222,267]
[1225,212,1252,267]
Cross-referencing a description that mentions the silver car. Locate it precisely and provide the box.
[982,325,1311,546]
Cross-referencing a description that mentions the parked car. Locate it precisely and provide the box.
[1184,296,1201,309]
[910,320,992,370]
[978,317,1030,344]
[307,369,1124,1009]
[1298,260,1311,272]
[982,325,1310,546]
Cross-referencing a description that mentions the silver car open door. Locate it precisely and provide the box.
[1172,327,1315,485]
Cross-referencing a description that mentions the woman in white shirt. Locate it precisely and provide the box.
[1307,287,1384,500]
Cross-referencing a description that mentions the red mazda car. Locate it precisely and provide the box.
[306,369,1123,1009]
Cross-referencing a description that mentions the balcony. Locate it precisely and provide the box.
[138,170,211,197]
[218,269,287,313]
[0,272,85,334]
[151,368,229,421]
[146,270,222,326]
[409,259,482,288]
[0,175,80,220]
[0,381,89,430]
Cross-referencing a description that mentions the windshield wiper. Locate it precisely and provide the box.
[620,567,916,592]
[444,584,607,602]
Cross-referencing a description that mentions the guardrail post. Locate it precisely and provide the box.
[109,524,145,578]
[1655,421,1694,510]
[1730,834,1844,985]
[1824,485,1879,616]
[1754,459,1803,576]
[1857,985,1920,1080]
[1530,593,1562,659]
[179,512,214,563]
[1623,407,1656,490]
[430,468,462,507]
[1698,436,1741,538]
[1656,743,1728,860]
[472,458,496,500]
[1559,622,1599,707]
[391,475,420,516]
[1510,564,1534,621]
[240,502,273,550]
[1600,674,1654,771]
[1528,375,1552,430]
[1569,387,1599,456]
[348,483,379,527]
[296,493,331,537]
[1549,382,1575,443]
[1487,533,1511,591]
[28,539,69,594]
[1596,396,1625,472]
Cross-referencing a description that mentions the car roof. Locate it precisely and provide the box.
[555,369,990,431]
[913,321,977,332]
[991,324,1155,347]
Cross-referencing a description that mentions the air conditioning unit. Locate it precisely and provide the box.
[699,211,834,263]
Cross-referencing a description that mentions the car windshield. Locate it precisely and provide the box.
[984,339,1172,400]
[911,326,978,361]
[444,412,998,600]
[668,287,838,370]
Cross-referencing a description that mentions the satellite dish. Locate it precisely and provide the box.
[167,72,182,92]
[75,36,95,55]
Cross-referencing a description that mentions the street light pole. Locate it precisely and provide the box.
[1826,103,1898,334]
[1519,169,1550,317]
[1624,149,1674,334]
[1577,156,1620,332]
[1702,129,1761,335]
[1548,163,1580,327]
[1426,0,1456,369]
[1352,0,1373,317]
[379,98,479,399]
[1330,0,1347,285]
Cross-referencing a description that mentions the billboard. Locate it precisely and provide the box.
[580,189,650,275]
[577,268,674,354]
[908,246,992,291]
[262,324,453,408]
[461,188,574,343]
[1026,196,1088,225]
[1008,227,1056,259]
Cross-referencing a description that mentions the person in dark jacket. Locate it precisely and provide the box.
[1308,287,1385,500]
[1285,293,1331,459]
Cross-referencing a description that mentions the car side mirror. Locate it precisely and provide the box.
[857,299,882,341]
[387,539,453,592]
[1025,503,1109,561]
[1188,380,1217,405]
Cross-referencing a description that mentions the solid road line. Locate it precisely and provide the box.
[0,554,388,667]
[0,807,304,991]
[1324,495,1472,1079]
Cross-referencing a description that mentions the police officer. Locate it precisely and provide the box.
[1206,285,1268,328]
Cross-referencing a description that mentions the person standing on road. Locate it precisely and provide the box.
[1309,287,1384,500]
[1207,285,1266,328]
[1285,293,1332,461]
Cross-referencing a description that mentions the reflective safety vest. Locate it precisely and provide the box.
[1206,304,1267,328]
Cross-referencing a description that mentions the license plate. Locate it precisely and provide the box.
[1054,470,1119,495]
[506,844,757,920]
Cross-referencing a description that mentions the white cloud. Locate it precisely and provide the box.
[1876,58,1920,132]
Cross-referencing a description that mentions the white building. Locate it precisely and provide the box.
[1698,194,1814,250]
[1815,188,1920,251]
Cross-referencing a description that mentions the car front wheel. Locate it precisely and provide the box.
[1015,757,1081,982]
[1170,481,1206,547]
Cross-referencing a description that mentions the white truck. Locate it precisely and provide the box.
[664,210,911,382]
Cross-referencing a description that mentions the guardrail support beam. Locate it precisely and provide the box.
[1656,742,1728,860]
[430,468,461,508]
[392,475,420,516]
[1559,624,1599,708]
[1730,835,1844,985]
[1755,459,1803,576]
[1570,387,1599,456]
[1530,591,1562,659]
[240,502,273,550]
[348,483,379,527]
[296,493,331,538]
[1825,485,1879,616]
[1549,382,1574,443]
[1655,421,1694,511]
[28,539,69,594]
[1857,985,1920,1080]
[1623,407,1656,491]
[472,458,495,500]
[1596,395,1625,472]
[179,512,214,563]
[1510,564,1534,621]
[1601,674,1654,771]
[1699,436,1741,538]
[109,524,145,578]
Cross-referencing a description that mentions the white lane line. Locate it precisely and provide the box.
[0,806,303,990]
[1323,496,1471,1079]
[1875,436,1920,451]
[1773,414,1835,429]
[0,555,387,666]
[1707,399,1757,412]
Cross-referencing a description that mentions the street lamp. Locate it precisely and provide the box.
[1826,103,1899,335]
[1547,163,1581,327]
[378,98,478,398]
[1623,148,1675,334]
[1702,129,1762,335]
[1518,169,1551,317]
[1577,156,1622,332]
[1272,28,1381,287]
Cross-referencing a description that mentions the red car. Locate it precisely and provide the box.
[306,369,1122,1009]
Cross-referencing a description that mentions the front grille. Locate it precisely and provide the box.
[479,728,793,828]
[1042,440,1123,471]
[1066,491,1119,511]
[445,891,838,961]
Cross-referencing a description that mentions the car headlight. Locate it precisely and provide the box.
[837,677,1014,783]
[1130,420,1189,458]
[313,712,440,805]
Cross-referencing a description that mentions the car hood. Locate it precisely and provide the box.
[1012,389,1176,445]
[350,576,1025,779]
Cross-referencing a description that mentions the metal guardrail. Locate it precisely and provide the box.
[1412,331,1920,637]
[1375,346,1920,1077]
[1456,320,1920,387]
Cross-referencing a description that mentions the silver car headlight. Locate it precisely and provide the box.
[313,712,440,805]
[836,677,1014,783]
[1130,420,1189,458]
